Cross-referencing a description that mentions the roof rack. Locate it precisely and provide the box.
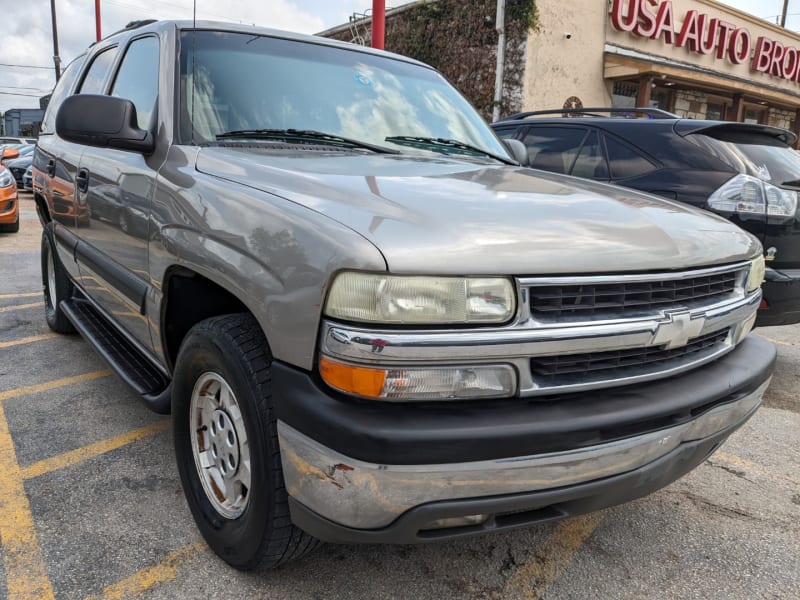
[499,107,679,121]
[101,19,158,41]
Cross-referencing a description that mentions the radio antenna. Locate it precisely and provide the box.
[190,0,197,144]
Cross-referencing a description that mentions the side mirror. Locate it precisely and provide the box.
[1,148,20,161]
[55,94,155,154]
[501,138,529,167]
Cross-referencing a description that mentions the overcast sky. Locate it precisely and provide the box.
[0,0,796,114]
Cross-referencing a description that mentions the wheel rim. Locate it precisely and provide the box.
[190,372,251,519]
[45,242,57,311]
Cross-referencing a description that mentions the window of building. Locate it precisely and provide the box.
[650,89,672,111]
[611,81,637,109]
[706,102,726,120]
[744,107,766,124]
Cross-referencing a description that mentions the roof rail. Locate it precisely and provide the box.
[498,107,679,121]
[102,19,158,41]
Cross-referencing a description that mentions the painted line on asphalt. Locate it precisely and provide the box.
[0,334,59,349]
[0,292,40,300]
[21,420,170,480]
[713,451,800,489]
[504,512,604,599]
[762,336,796,347]
[84,541,207,600]
[0,370,112,404]
[0,401,56,600]
[0,302,42,314]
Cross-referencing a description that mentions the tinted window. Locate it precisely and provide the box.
[570,131,608,179]
[111,37,160,129]
[78,48,117,94]
[40,56,85,134]
[522,126,588,174]
[604,136,656,179]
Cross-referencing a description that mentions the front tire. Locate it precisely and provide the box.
[172,313,319,571]
[41,223,75,333]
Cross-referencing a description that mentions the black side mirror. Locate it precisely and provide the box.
[501,138,529,167]
[56,94,155,154]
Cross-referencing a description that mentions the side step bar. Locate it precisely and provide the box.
[60,298,172,414]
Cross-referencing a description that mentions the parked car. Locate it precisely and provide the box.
[0,136,36,144]
[0,164,19,232]
[0,143,33,166]
[34,21,773,571]
[6,153,33,189]
[22,165,32,192]
[492,108,800,326]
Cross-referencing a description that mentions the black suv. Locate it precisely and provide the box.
[492,109,800,327]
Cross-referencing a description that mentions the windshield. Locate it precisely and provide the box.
[179,30,508,159]
[688,133,800,187]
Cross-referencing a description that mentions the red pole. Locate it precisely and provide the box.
[372,0,385,49]
[95,0,102,41]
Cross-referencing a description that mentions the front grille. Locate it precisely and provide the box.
[530,329,729,386]
[529,271,739,320]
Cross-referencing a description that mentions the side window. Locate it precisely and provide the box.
[522,127,588,174]
[570,131,609,180]
[493,127,523,140]
[110,37,160,130]
[40,56,86,134]
[78,48,117,95]
[604,135,657,180]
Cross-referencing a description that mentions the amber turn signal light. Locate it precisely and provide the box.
[319,356,386,398]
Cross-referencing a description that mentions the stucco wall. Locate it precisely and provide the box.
[522,1,611,111]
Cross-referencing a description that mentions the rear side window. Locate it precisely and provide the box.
[604,136,656,180]
[111,37,160,130]
[523,126,588,174]
[571,131,608,180]
[78,48,117,94]
[40,56,85,135]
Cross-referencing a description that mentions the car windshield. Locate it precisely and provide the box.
[688,133,800,187]
[179,30,508,159]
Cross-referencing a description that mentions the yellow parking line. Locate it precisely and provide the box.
[0,334,59,349]
[761,336,795,347]
[0,302,42,314]
[21,421,170,480]
[713,451,800,488]
[0,370,112,404]
[504,513,604,599]
[0,402,56,600]
[84,541,207,600]
[0,292,40,300]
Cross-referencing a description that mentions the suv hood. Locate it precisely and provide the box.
[196,148,759,274]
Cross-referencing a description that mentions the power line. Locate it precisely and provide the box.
[0,63,55,70]
[0,91,46,98]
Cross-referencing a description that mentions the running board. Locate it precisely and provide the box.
[60,298,172,414]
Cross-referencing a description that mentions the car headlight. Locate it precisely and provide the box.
[324,272,516,324]
[708,174,798,219]
[746,254,766,293]
[0,171,14,188]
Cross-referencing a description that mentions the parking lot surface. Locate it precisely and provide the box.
[1,192,799,599]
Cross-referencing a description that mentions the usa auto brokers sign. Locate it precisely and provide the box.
[610,0,800,84]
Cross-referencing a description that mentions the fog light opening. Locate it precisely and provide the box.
[421,514,489,531]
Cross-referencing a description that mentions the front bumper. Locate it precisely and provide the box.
[757,268,800,326]
[274,334,775,541]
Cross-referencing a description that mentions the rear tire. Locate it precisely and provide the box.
[172,313,319,571]
[41,223,75,333]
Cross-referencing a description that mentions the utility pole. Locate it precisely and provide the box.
[95,0,102,41]
[49,0,61,82]
[781,0,790,27]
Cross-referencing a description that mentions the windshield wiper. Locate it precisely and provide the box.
[215,129,400,154]
[384,136,515,165]
[780,179,800,189]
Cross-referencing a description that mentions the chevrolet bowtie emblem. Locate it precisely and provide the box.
[652,310,705,349]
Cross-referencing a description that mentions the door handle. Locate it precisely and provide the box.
[46,159,56,177]
[76,168,89,193]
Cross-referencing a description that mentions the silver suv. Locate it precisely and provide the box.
[33,20,774,570]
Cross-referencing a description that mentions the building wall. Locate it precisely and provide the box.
[673,89,708,119]
[522,0,611,111]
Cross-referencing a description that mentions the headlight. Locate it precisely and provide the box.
[708,174,798,219]
[746,254,765,293]
[0,171,13,188]
[324,272,516,324]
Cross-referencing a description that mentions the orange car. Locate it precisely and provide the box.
[0,163,19,233]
